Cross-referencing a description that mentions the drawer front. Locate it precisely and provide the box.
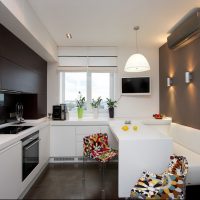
[76,126,101,135]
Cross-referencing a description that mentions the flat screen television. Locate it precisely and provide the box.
[122,77,151,95]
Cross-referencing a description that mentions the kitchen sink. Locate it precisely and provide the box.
[13,121,26,125]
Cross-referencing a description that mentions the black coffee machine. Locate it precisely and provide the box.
[52,104,68,120]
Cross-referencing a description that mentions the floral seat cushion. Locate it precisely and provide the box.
[130,171,163,199]
[130,155,188,199]
[91,148,117,163]
[83,133,117,163]
[130,171,185,199]
[157,173,185,199]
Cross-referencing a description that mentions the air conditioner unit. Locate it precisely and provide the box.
[167,8,200,50]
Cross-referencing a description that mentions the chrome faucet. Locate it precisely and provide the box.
[16,102,24,123]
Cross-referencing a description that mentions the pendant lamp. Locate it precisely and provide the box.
[124,26,150,72]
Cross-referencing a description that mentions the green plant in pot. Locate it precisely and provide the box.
[106,98,117,118]
[91,96,102,118]
[76,91,85,119]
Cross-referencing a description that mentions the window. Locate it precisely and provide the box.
[60,71,114,112]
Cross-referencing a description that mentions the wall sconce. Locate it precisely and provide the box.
[167,77,173,87]
[185,71,192,83]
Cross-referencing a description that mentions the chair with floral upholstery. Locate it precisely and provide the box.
[130,154,188,199]
[82,133,117,191]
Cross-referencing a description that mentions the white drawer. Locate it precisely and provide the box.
[76,126,101,135]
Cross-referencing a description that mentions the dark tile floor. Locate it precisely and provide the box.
[24,162,118,199]
[24,163,200,200]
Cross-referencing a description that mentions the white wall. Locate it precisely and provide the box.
[47,47,159,118]
[0,0,57,62]
[47,62,59,113]
[115,47,159,118]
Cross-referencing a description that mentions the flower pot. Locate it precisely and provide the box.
[108,107,114,118]
[77,107,84,119]
[93,108,99,119]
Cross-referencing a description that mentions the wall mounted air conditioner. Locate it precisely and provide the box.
[167,8,200,50]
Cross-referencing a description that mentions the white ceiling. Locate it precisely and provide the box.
[28,0,200,48]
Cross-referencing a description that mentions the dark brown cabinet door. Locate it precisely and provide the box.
[0,24,47,118]
[0,57,38,93]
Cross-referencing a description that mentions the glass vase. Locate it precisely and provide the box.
[77,107,84,119]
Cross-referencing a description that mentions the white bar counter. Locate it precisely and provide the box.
[109,120,173,198]
[50,116,172,198]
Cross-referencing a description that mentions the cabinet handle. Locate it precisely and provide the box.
[24,139,40,151]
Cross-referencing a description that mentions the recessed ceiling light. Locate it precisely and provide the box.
[66,33,72,39]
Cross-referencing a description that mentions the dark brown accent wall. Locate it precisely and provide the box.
[0,24,47,119]
[159,38,200,129]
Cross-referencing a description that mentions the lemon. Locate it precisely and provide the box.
[121,125,129,131]
[133,125,138,131]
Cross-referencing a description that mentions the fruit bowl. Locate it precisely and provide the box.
[153,114,163,119]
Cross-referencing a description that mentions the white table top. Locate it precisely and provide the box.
[109,120,172,141]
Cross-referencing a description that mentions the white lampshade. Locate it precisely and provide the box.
[124,53,150,72]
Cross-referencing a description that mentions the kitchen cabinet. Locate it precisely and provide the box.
[0,141,22,199]
[0,57,38,93]
[50,125,118,158]
[39,125,50,168]
[0,24,47,118]
[50,126,76,157]
[21,124,50,195]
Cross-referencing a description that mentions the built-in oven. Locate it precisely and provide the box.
[22,131,39,181]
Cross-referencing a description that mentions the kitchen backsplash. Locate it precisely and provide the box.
[0,92,39,124]
[0,92,20,124]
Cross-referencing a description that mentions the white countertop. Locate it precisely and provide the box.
[109,120,172,141]
[0,118,49,151]
[0,116,172,151]
[50,116,109,126]
[50,116,172,126]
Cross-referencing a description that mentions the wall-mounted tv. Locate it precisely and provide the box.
[122,77,151,95]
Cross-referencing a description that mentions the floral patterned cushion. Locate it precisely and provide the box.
[157,173,185,199]
[130,171,163,199]
[83,133,117,163]
[130,155,188,199]
[166,154,188,178]
[91,149,117,163]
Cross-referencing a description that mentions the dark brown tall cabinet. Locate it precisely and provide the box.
[0,24,47,119]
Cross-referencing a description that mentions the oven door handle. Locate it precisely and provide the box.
[24,139,40,151]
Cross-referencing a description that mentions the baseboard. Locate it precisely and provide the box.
[49,156,118,163]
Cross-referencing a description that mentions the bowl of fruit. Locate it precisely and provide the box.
[153,113,163,119]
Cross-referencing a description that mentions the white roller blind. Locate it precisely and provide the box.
[58,56,117,67]
[57,47,118,71]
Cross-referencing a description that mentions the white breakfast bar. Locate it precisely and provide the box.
[109,120,173,198]
[50,116,173,198]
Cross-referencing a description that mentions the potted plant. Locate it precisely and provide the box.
[91,96,102,118]
[76,91,85,119]
[106,98,117,118]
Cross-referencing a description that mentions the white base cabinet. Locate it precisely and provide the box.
[39,125,50,168]
[21,125,50,195]
[50,125,118,158]
[50,126,76,157]
[0,141,22,199]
